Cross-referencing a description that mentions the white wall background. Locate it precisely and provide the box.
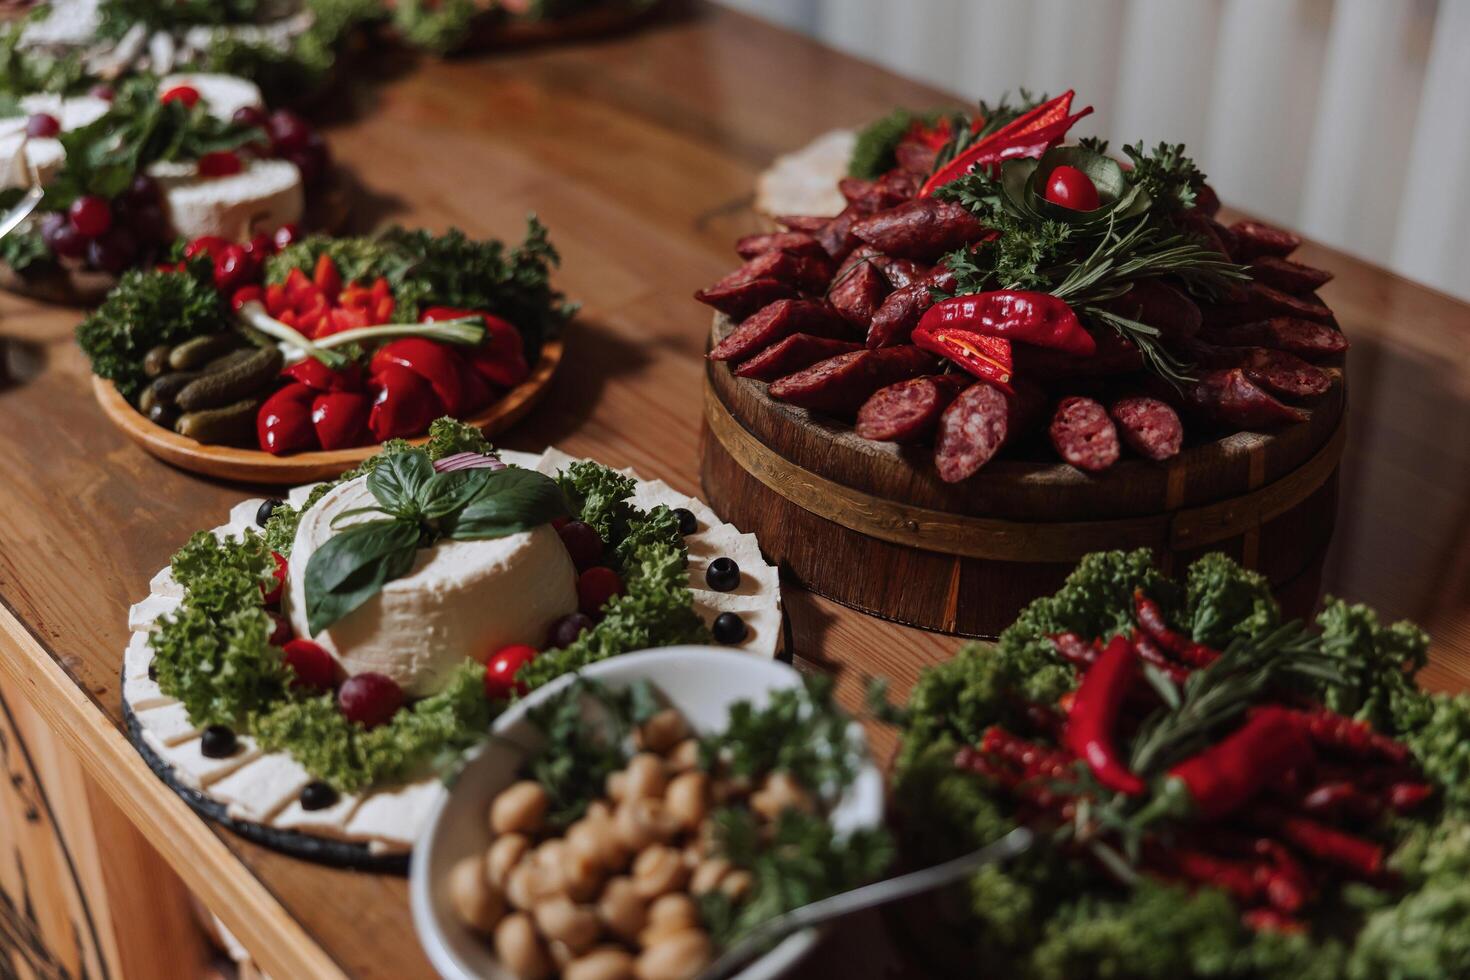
[716,0,1470,303]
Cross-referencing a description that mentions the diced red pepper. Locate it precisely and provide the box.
[257,382,318,455]
[311,391,370,450]
[918,291,1096,357]
[264,282,290,317]
[455,353,493,414]
[911,323,1014,390]
[368,365,443,441]
[370,338,468,417]
[284,267,316,304]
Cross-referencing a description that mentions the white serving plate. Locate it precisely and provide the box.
[410,646,885,980]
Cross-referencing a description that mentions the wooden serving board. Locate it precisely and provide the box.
[700,315,1347,637]
[92,339,563,483]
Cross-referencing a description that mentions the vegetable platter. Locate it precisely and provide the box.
[119,421,784,871]
[699,89,1347,637]
[79,218,574,482]
[881,549,1470,980]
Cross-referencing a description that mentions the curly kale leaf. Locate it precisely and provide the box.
[1402,695,1470,813]
[848,107,943,179]
[1349,879,1470,980]
[390,0,477,52]
[1185,552,1279,647]
[75,265,231,402]
[1122,142,1206,215]
[894,642,1034,773]
[1314,597,1430,731]
[556,460,637,543]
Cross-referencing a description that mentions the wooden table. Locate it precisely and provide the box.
[1,5,1467,978]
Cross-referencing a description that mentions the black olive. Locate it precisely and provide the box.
[713,612,747,644]
[547,612,595,649]
[673,507,698,535]
[146,401,178,429]
[300,781,339,811]
[147,662,157,681]
[200,725,237,759]
[705,557,741,593]
[256,497,285,527]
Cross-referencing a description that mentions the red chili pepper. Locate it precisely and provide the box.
[918,92,1095,197]
[980,727,1073,782]
[1248,805,1384,879]
[1279,708,1411,765]
[1388,782,1434,813]
[369,338,468,417]
[1049,632,1101,670]
[1167,847,1261,905]
[257,382,317,455]
[911,323,1013,390]
[312,253,342,299]
[1163,707,1315,821]
[1298,781,1381,822]
[311,391,370,450]
[1242,908,1306,935]
[1133,590,1220,668]
[1063,635,1146,795]
[918,291,1096,357]
[1253,838,1311,913]
[1131,631,1192,686]
[261,551,287,605]
[282,358,363,392]
[368,364,443,442]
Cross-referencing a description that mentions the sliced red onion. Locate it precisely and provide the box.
[433,452,505,473]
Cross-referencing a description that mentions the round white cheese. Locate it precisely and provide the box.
[283,476,579,698]
[156,156,304,242]
[755,128,856,219]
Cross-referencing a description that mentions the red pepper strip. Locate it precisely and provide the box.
[1163,706,1315,821]
[980,727,1073,781]
[918,292,1096,356]
[911,323,1013,389]
[1279,708,1411,765]
[422,306,530,388]
[1388,782,1434,813]
[1242,908,1306,935]
[1063,635,1146,795]
[1133,590,1220,667]
[311,391,370,451]
[1049,632,1101,670]
[1131,631,1192,686]
[918,91,1078,197]
[1249,805,1385,879]
[282,357,362,392]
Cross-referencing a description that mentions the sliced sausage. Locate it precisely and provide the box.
[870,255,929,289]
[1100,279,1201,340]
[1230,220,1302,261]
[815,206,862,261]
[828,259,891,328]
[1202,318,1348,360]
[1176,368,1308,429]
[1048,397,1120,473]
[1200,282,1334,326]
[1247,256,1334,295]
[767,345,936,416]
[734,231,826,261]
[850,198,986,261]
[694,249,832,317]
[693,277,797,319]
[894,140,938,175]
[933,380,1042,483]
[1236,348,1332,401]
[708,299,852,362]
[733,334,864,381]
[854,374,968,443]
[1195,184,1222,217]
[776,215,830,234]
[1176,209,1233,260]
[867,266,955,349]
[1109,397,1183,462]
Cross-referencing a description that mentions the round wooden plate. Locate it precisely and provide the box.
[93,339,564,484]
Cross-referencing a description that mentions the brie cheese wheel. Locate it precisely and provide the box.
[283,475,579,697]
[156,157,304,243]
[755,128,856,219]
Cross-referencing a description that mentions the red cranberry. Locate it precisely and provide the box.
[283,638,337,692]
[88,84,115,102]
[576,566,624,617]
[232,105,268,128]
[267,611,292,646]
[546,612,595,648]
[271,223,300,251]
[123,173,160,206]
[41,212,85,259]
[198,150,243,178]
[556,521,603,570]
[261,550,287,605]
[483,644,538,701]
[85,227,138,274]
[68,195,111,237]
[160,85,201,108]
[25,113,60,138]
[267,109,311,153]
[338,673,404,729]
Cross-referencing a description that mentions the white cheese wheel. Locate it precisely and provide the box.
[283,475,579,697]
[755,128,856,219]
[156,157,304,243]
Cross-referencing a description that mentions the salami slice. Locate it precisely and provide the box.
[733,334,864,381]
[1230,220,1302,261]
[1235,348,1332,401]
[815,206,862,261]
[695,249,833,317]
[871,255,929,289]
[1177,368,1308,429]
[693,277,798,319]
[1247,256,1334,295]
[735,231,826,261]
[1048,397,1121,473]
[933,380,1041,483]
[768,345,937,416]
[828,259,891,328]
[1203,318,1348,360]
[709,299,852,362]
[850,198,987,261]
[1109,397,1183,462]
[1195,184,1222,217]
[855,374,968,443]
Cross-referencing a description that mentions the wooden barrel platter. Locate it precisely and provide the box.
[699,314,1346,638]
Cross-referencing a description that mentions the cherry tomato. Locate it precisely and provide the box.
[267,611,292,647]
[483,644,539,701]
[338,673,404,729]
[577,566,624,617]
[261,551,288,605]
[68,195,112,237]
[1044,165,1100,211]
[213,244,257,293]
[283,639,338,692]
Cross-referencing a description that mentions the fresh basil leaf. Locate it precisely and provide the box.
[304,519,420,635]
[419,469,489,520]
[367,449,435,517]
[442,467,569,540]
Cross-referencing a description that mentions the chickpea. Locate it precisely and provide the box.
[596,876,647,942]
[636,709,689,755]
[719,870,753,902]
[710,775,752,805]
[615,798,678,852]
[506,860,561,911]
[750,771,814,821]
[494,912,553,980]
[586,800,613,823]
[449,855,506,934]
[663,771,708,831]
[624,753,668,801]
[492,781,550,836]
[666,738,701,774]
[560,843,605,902]
[680,842,705,869]
[689,857,732,896]
[548,940,577,971]
[606,770,628,803]
[631,845,689,900]
[486,833,532,889]
[567,817,626,872]
[565,947,635,980]
[634,928,712,980]
[533,895,602,954]
[646,893,698,933]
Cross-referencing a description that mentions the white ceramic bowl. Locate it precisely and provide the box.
[410,645,885,980]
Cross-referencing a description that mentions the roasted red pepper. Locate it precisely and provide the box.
[311,391,370,450]
[1134,590,1220,668]
[368,364,442,441]
[281,358,363,392]
[1064,635,1146,795]
[918,92,1095,197]
[1161,707,1315,821]
[912,324,1013,389]
[257,382,317,455]
[918,291,1096,357]
[421,306,530,388]
[369,338,468,417]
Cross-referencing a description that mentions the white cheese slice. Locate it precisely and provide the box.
[157,157,303,243]
[0,133,64,189]
[148,565,183,599]
[123,674,171,711]
[688,553,779,602]
[343,779,445,850]
[212,755,312,822]
[287,482,324,508]
[159,72,264,121]
[691,593,783,659]
[496,450,540,469]
[755,128,856,219]
[533,447,581,477]
[147,732,261,790]
[135,702,200,746]
[272,791,363,837]
[129,593,182,632]
[124,631,154,680]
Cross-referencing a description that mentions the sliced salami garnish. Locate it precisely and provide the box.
[1203,318,1348,360]
[734,231,826,261]
[734,334,863,381]
[1176,368,1308,429]
[1109,397,1183,462]
[1048,396,1120,473]
[709,299,852,363]
[933,380,1041,483]
[855,374,968,443]
[850,198,987,261]
[1247,256,1334,295]
[767,345,936,416]
[1230,220,1302,260]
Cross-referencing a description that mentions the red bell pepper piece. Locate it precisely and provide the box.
[370,338,468,417]
[421,306,531,388]
[312,254,342,300]
[257,382,318,455]
[1063,635,1146,795]
[911,322,1014,390]
[282,358,362,392]
[284,267,316,305]
[368,364,443,441]
[918,291,1096,356]
[264,282,291,317]
[310,391,370,450]
[1163,707,1315,821]
[455,353,493,414]
[919,91,1094,197]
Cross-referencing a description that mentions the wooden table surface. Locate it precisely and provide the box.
[1,5,1468,978]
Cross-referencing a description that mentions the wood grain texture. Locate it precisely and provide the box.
[90,339,563,483]
[0,5,1464,978]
